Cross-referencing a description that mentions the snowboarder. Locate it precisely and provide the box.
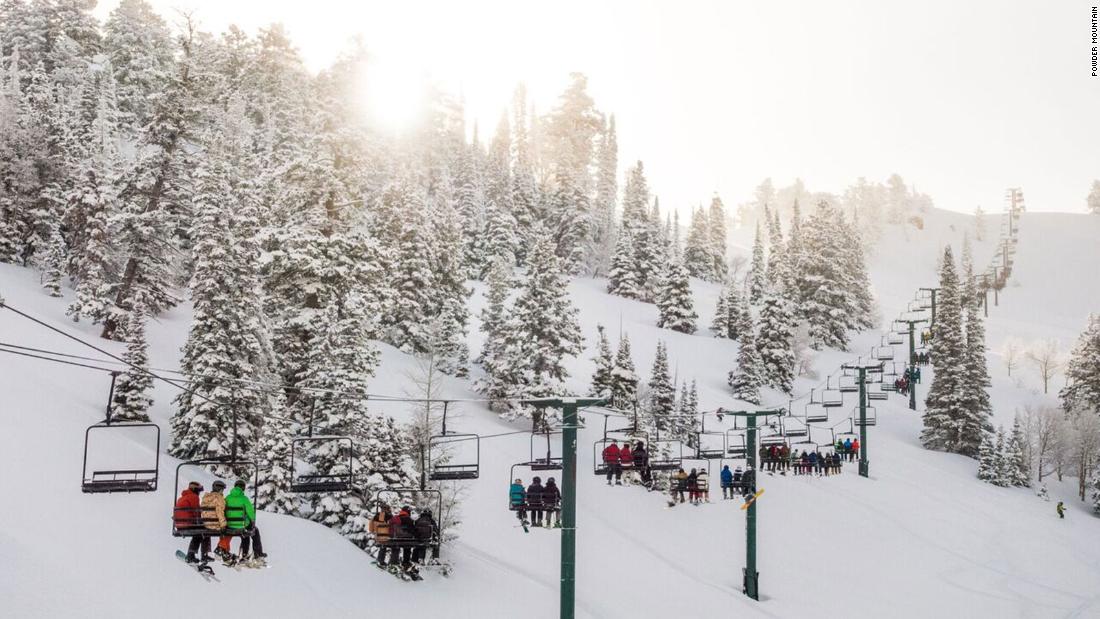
[526,477,545,527]
[1057,502,1066,519]
[174,481,210,563]
[741,467,755,497]
[225,480,265,563]
[633,441,651,488]
[696,468,710,502]
[390,506,416,570]
[720,465,734,500]
[543,477,562,527]
[602,440,622,485]
[370,504,395,565]
[412,509,436,564]
[509,478,527,523]
[671,468,688,504]
[619,442,634,484]
[201,481,230,559]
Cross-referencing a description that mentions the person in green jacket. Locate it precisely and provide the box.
[225,480,266,561]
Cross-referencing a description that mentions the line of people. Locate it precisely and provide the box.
[509,476,562,527]
[173,479,267,565]
[719,465,756,499]
[600,439,652,487]
[835,437,861,461]
[669,467,709,504]
[789,450,844,476]
[911,352,930,366]
[368,503,438,575]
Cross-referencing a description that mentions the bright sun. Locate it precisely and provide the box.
[359,53,429,133]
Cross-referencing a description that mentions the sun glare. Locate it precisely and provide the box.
[359,53,429,133]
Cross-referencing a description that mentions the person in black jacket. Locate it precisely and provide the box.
[632,441,651,488]
[542,477,562,527]
[412,509,436,564]
[526,477,545,527]
[740,468,756,497]
[393,506,416,569]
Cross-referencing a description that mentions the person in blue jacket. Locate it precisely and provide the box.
[843,438,853,461]
[720,465,734,500]
[509,478,527,523]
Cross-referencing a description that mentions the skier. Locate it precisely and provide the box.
[224,480,265,563]
[779,443,790,472]
[390,506,416,571]
[720,465,734,500]
[741,467,755,497]
[913,366,922,384]
[1057,502,1066,519]
[671,468,688,504]
[632,441,651,488]
[174,481,210,563]
[543,477,562,527]
[843,438,853,461]
[369,503,395,566]
[758,445,768,471]
[526,476,545,527]
[619,442,634,484]
[509,479,527,523]
[696,468,710,503]
[602,440,623,485]
[851,438,861,461]
[687,468,699,504]
[412,509,436,564]
[200,481,229,560]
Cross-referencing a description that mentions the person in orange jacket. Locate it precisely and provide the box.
[852,438,861,460]
[618,442,634,484]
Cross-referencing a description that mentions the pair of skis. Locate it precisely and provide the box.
[373,561,423,581]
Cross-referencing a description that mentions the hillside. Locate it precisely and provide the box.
[2,209,1100,618]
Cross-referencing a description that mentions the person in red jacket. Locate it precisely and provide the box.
[174,481,211,563]
[602,440,622,485]
[618,442,633,484]
[851,438,860,461]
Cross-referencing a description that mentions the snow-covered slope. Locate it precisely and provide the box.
[2,209,1099,619]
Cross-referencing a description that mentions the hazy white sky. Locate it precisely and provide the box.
[94,0,1100,214]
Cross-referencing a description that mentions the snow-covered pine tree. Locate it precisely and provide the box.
[711,287,730,338]
[756,290,796,393]
[498,232,584,420]
[254,402,298,516]
[428,176,471,376]
[730,283,753,341]
[747,221,765,304]
[1088,180,1100,216]
[764,207,785,291]
[103,0,174,133]
[655,255,697,334]
[110,300,153,421]
[590,324,615,399]
[1007,416,1030,487]
[921,246,967,454]
[991,426,1008,487]
[729,314,764,405]
[683,205,712,279]
[65,68,121,324]
[675,379,700,445]
[794,201,855,349]
[607,230,641,299]
[453,144,487,276]
[481,191,519,276]
[475,254,517,410]
[385,179,436,354]
[101,21,204,339]
[977,430,996,482]
[708,195,728,281]
[647,341,676,434]
[839,209,875,330]
[1060,314,1100,413]
[781,199,805,301]
[611,332,639,409]
[958,274,994,458]
[590,115,618,276]
[548,168,590,274]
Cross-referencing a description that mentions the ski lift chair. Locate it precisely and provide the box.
[821,382,844,409]
[427,432,481,481]
[648,439,684,472]
[852,407,878,426]
[784,415,809,437]
[172,459,259,538]
[289,435,356,493]
[374,487,444,559]
[695,431,728,459]
[530,430,563,471]
[593,437,638,476]
[838,374,859,393]
[82,421,161,493]
[725,430,747,459]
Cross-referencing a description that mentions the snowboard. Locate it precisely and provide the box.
[740,489,765,510]
[176,550,218,581]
